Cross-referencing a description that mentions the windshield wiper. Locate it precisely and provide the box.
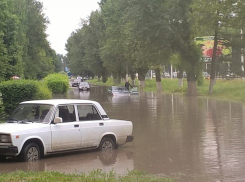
[25,116,33,123]
[18,117,33,124]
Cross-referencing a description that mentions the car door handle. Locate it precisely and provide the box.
[99,123,104,126]
[74,124,79,128]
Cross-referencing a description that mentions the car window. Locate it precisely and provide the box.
[55,105,76,122]
[77,105,101,121]
[8,104,54,124]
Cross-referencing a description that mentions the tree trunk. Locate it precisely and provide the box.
[156,82,162,92]
[178,78,183,87]
[138,69,148,90]
[130,73,136,87]
[155,68,162,93]
[139,80,145,89]
[125,63,129,82]
[131,79,135,87]
[209,79,215,94]
[187,71,197,96]
[177,70,183,87]
[209,17,219,94]
[187,80,197,96]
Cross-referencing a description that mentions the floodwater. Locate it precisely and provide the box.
[1,85,245,182]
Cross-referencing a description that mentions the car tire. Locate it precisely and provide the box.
[19,143,40,162]
[98,137,116,151]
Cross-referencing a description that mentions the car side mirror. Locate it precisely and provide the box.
[54,117,63,124]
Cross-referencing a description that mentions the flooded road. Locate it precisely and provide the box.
[1,85,245,182]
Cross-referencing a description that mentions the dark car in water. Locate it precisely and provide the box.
[78,81,90,91]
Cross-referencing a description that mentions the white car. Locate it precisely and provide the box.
[0,99,133,162]
[108,86,130,96]
[78,82,90,91]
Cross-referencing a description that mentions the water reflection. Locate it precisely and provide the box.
[0,150,133,175]
[2,86,245,181]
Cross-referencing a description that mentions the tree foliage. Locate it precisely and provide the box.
[191,0,245,93]
[65,0,245,95]
[0,0,57,81]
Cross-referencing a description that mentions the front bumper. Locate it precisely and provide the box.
[0,145,18,156]
[126,135,134,143]
[79,87,88,90]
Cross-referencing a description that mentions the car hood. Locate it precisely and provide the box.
[0,122,48,134]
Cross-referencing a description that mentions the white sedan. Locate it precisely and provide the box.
[0,99,133,162]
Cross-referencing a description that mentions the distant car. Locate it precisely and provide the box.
[0,99,133,162]
[79,81,90,91]
[226,72,235,80]
[203,72,210,79]
[163,72,170,78]
[183,72,187,78]
[172,72,178,78]
[108,86,130,96]
[72,79,80,87]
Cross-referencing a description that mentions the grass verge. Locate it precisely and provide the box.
[0,170,176,182]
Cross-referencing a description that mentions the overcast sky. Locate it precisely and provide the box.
[40,0,100,55]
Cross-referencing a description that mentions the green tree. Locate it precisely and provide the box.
[24,0,54,79]
[0,0,56,81]
[125,0,173,91]
[100,0,130,84]
[191,0,245,93]
[83,12,108,82]
[169,0,202,96]
[0,0,24,80]
[56,54,65,73]
[66,29,92,77]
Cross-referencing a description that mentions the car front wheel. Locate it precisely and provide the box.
[19,143,40,162]
[99,137,116,151]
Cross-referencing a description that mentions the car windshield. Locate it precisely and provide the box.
[112,86,128,92]
[80,82,88,85]
[7,104,54,124]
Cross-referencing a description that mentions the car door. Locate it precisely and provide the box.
[77,104,104,148]
[51,104,81,151]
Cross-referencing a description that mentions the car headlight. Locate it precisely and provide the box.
[0,134,11,143]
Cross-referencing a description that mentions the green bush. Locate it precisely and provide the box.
[0,80,51,116]
[44,73,69,94]
[196,72,204,86]
[33,81,52,100]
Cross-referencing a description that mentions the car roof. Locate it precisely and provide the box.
[21,99,97,105]
[20,99,108,116]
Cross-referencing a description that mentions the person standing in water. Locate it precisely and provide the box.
[125,81,133,91]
